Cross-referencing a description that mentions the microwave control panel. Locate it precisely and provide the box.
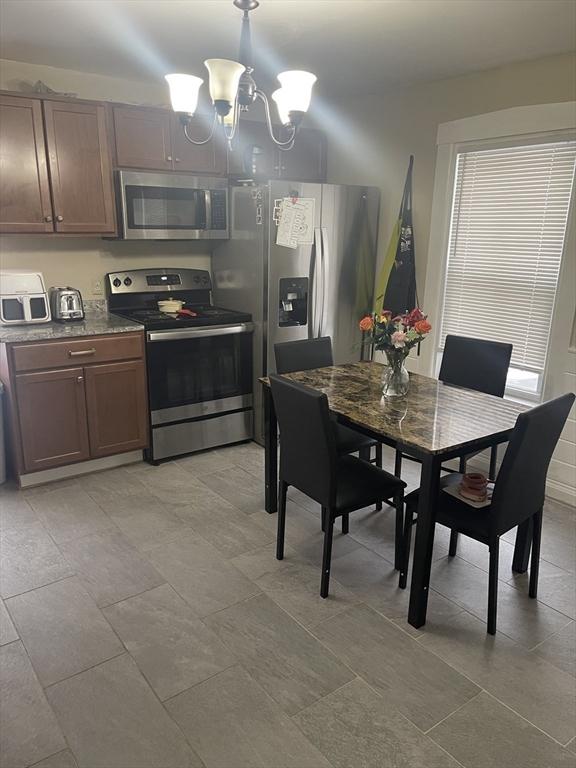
[210,190,228,231]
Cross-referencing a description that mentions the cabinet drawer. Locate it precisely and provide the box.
[12,333,144,372]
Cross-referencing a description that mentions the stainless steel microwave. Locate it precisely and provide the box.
[116,171,229,240]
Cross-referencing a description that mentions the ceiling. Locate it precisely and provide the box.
[0,0,574,96]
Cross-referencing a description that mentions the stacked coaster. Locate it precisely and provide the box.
[459,472,488,502]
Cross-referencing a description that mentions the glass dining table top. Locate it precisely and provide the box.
[262,361,528,456]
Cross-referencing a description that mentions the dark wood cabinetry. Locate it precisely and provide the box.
[1,332,148,482]
[44,101,116,233]
[113,106,226,175]
[278,127,327,182]
[0,94,116,235]
[0,95,53,233]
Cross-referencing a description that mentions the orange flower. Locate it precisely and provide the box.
[359,315,374,332]
[414,319,432,335]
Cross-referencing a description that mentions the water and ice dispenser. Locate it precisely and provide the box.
[278,278,308,327]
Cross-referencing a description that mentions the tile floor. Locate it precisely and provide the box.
[0,442,575,768]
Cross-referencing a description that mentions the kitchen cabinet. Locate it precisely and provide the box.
[43,100,116,233]
[0,94,116,235]
[227,119,326,182]
[0,332,148,481]
[113,105,226,175]
[0,95,53,233]
[15,367,90,472]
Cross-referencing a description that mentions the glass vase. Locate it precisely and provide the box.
[382,348,410,398]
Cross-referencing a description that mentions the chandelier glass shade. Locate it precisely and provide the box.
[165,0,316,151]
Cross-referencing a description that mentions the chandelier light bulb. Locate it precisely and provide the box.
[271,88,291,126]
[204,58,245,115]
[276,70,317,115]
[165,74,203,115]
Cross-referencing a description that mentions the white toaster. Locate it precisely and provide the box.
[0,271,51,325]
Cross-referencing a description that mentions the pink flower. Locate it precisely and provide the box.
[391,331,407,348]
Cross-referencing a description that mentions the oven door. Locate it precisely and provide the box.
[146,324,254,425]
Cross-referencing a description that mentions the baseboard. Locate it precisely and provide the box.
[18,451,144,489]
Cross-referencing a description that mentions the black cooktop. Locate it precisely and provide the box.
[112,304,252,332]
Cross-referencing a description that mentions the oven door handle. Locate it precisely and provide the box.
[147,322,254,342]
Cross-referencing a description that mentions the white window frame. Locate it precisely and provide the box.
[419,102,576,404]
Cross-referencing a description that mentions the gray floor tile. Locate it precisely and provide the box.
[508,559,576,620]
[6,577,124,686]
[420,610,576,744]
[60,530,165,607]
[430,554,572,649]
[174,495,274,559]
[230,541,302,582]
[0,491,38,530]
[531,620,575,677]
[205,593,354,715]
[28,749,78,768]
[0,520,73,599]
[165,665,331,768]
[146,532,260,617]
[129,462,213,506]
[429,691,575,768]
[294,677,460,768]
[503,512,576,574]
[567,737,576,755]
[27,487,116,545]
[174,447,239,477]
[103,495,194,552]
[78,466,150,508]
[220,441,265,479]
[103,584,235,700]
[0,598,18,645]
[0,641,66,768]
[46,654,201,768]
[199,466,266,513]
[311,603,480,731]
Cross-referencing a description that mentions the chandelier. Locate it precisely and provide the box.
[165,0,316,151]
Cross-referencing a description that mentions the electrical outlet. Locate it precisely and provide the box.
[92,279,103,296]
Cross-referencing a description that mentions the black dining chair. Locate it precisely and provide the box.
[275,337,382,465]
[399,392,575,635]
[270,374,406,596]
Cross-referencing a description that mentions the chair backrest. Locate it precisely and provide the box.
[269,373,337,507]
[274,337,334,374]
[439,335,512,397]
[490,393,575,535]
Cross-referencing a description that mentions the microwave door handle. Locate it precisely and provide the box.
[204,190,212,230]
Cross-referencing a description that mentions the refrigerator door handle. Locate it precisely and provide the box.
[310,227,323,338]
[319,226,329,338]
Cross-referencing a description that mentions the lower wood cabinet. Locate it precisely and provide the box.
[1,332,148,480]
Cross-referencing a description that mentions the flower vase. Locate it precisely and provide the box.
[382,349,410,398]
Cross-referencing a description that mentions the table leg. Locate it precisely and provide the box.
[408,454,442,628]
[512,517,533,573]
[264,385,278,514]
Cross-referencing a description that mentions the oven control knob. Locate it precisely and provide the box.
[112,278,122,288]
[202,276,209,283]
[123,277,132,286]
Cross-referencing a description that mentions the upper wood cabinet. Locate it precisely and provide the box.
[278,127,327,182]
[113,106,226,175]
[0,95,53,233]
[44,101,116,234]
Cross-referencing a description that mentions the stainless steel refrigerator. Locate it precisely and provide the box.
[212,180,380,443]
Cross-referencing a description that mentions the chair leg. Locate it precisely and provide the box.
[276,481,288,561]
[399,503,414,589]
[458,455,467,474]
[487,537,499,635]
[448,529,459,557]
[529,508,543,599]
[320,512,335,598]
[394,492,404,570]
[341,513,349,534]
[394,449,403,478]
[321,506,327,533]
[375,444,383,510]
[488,445,498,481]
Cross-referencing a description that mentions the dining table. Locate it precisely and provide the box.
[261,360,531,629]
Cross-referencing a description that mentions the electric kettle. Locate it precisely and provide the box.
[49,287,85,322]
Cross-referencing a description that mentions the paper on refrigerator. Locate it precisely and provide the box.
[275,198,315,248]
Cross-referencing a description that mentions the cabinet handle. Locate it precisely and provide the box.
[56,215,64,222]
[166,156,172,162]
[76,376,84,383]
[68,349,96,357]
[44,215,53,223]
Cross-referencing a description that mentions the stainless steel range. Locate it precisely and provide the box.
[106,268,253,463]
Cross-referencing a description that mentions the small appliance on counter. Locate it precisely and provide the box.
[49,286,85,322]
[0,271,51,325]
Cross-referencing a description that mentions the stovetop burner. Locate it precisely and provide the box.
[112,304,252,331]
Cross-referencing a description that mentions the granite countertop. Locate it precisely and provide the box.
[0,311,143,344]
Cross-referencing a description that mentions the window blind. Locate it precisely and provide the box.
[440,141,576,373]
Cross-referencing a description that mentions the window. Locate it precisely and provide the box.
[439,140,576,399]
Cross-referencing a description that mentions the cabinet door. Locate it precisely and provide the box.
[227,119,279,178]
[43,101,116,233]
[113,106,173,170]
[0,95,54,233]
[171,114,226,175]
[16,367,90,473]
[280,127,327,182]
[85,360,148,458]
